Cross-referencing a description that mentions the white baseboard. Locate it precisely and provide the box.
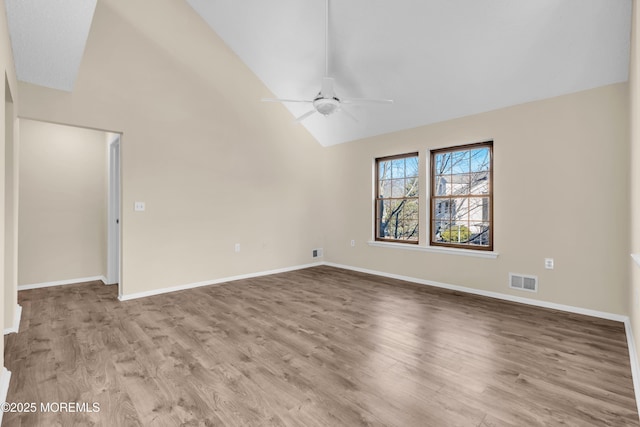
[118,262,323,301]
[3,304,22,335]
[19,275,107,291]
[323,262,627,322]
[0,367,11,425]
[117,258,626,321]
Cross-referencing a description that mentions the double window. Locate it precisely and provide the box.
[374,141,493,251]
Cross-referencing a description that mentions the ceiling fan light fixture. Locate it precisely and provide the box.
[313,97,340,115]
[260,0,393,123]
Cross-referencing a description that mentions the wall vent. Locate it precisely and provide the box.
[509,273,538,292]
[312,248,323,258]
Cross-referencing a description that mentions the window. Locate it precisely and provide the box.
[375,153,419,243]
[430,142,493,250]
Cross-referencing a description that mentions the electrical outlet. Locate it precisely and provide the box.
[544,258,554,270]
[350,240,355,247]
[134,201,145,212]
[234,243,240,253]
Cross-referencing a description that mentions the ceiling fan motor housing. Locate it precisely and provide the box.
[313,96,340,115]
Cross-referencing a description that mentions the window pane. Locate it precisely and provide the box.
[451,150,470,174]
[402,216,419,241]
[469,222,490,246]
[435,152,452,175]
[452,198,468,223]
[379,161,391,180]
[406,176,419,197]
[468,197,490,222]
[434,175,448,196]
[435,198,452,220]
[471,147,490,172]
[404,198,419,216]
[470,171,489,195]
[432,219,453,243]
[451,173,470,195]
[391,179,405,198]
[406,156,419,178]
[380,179,392,198]
[391,158,405,179]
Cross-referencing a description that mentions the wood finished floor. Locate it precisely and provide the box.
[3,266,638,426]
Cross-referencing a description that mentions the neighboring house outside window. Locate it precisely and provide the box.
[430,141,493,250]
[375,153,419,243]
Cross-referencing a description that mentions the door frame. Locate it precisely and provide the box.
[107,134,121,288]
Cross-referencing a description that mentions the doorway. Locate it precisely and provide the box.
[17,121,121,297]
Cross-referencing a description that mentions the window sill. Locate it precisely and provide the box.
[367,240,499,259]
[632,254,640,268]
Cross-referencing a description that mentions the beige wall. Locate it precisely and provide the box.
[18,119,108,285]
[4,83,15,328]
[0,0,19,370]
[17,0,324,297]
[323,83,630,315]
[630,0,640,370]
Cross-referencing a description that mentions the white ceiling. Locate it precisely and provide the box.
[5,0,96,92]
[4,0,633,146]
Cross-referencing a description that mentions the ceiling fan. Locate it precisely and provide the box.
[262,0,393,122]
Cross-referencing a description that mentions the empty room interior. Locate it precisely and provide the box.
[1,0,640,425]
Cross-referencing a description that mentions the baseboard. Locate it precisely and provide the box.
[118,262,323,301]
[119,260,626,321]
[624,320,640,417]
[323,262,627,322]
[0,367,11,425]
[19,275,107,291]
[3,304,22,335]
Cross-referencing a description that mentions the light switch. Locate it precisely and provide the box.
[134,202,145,212]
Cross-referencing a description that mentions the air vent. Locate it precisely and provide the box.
[312,248,324,258]
[509,273,538,293]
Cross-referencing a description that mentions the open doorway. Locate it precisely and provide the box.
[17,120,121,296]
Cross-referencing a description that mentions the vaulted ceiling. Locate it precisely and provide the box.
[4,0,633,146]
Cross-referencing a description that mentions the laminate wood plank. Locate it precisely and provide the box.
[3,266,639,426]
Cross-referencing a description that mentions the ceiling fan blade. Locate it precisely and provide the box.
[339,106,359,123]
[341,98,394,105]
[295,110,316,122]
[262,98,312,103]
[320,77,336,98]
